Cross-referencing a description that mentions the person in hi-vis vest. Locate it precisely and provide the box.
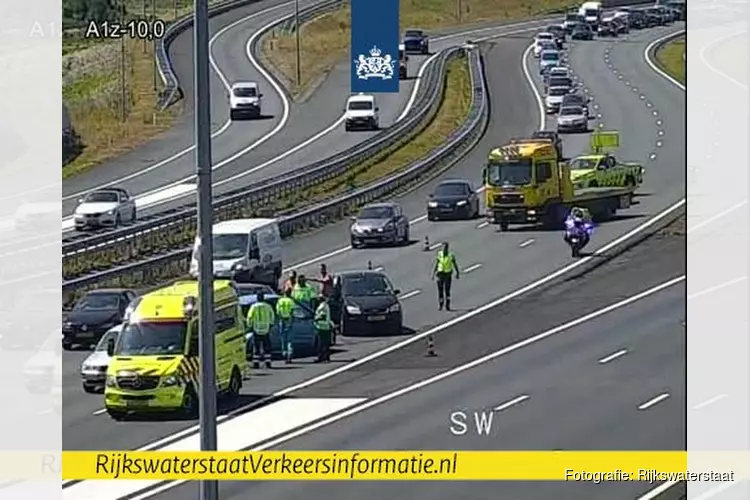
[246,293,275,368]
[275,289,296,363]
[431,242,460,311]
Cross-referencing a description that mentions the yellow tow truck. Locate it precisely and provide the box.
[482,135,637,231]
[568,131,645,189]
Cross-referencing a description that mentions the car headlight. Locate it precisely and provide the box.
[105,375,116,387]
[384,222,395,231]
[428,201,438,208]
[162,375,181,387]
[107,209,116,215]
[456,200,467,206]
[232,263,247,271]
[346,305,361,315]
[387,303,401,313]
[81,364,94,372]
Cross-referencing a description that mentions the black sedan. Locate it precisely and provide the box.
[332,271,403,336]
[62,289,137,350]
[402,29,429,54]
[350,202,410,248]
[427,179,480,220]
[571,24,594,40]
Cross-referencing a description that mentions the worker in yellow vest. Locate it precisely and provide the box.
[314,296,334,363]
[292,274,318,305]
[246,293,275,368]
[275,289,296,363]
[431,242,460,311]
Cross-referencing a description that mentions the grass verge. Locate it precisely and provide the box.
[62,0,225,178]
[277,53,472,210]
[654,36,685,84]
[261,0,576,97]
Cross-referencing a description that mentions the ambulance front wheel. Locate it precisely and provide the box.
[182,385,199,418]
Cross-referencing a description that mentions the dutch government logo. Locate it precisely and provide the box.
[355,46,395,80]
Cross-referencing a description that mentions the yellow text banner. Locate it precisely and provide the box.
[61,451,699,481]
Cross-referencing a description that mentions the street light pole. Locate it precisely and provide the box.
[294,0,301,87]
[194,0,218,498]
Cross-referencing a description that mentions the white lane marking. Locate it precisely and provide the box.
[522,43,546,129]
[637,392,670,410]
[699,29,748,90]
[462,263,482,273]
[396,52,441,123]
[687,276,747,300]
[429,242,443,251]
[644,29,686,91]
[494,395,529,412]
[61,1,294,203]
[598,349,628,364]
[92,408,107,416]
[692,394,727,410]
[476,221,489,229]
[398,289,421,300]
[62,398,365,500]
[519,238,534,248]
[637,480,679,500]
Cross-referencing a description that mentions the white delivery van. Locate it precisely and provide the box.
[190,218,283,288]
[344,94,380,131]
[578,1,602,28]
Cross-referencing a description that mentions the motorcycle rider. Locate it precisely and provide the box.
[563,206,593,249]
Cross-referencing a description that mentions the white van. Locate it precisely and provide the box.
[578,1,602,28]
[189,218,283,287]
[344,94,380,131]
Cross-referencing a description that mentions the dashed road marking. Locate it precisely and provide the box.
[476,221,489,229]
[598,349,628,364]
[494,395,530,412]
[399,289,422,300]
[638,393,670,410]
[519,239,535,248]
[463,263,482,274]
[93,408,107,416]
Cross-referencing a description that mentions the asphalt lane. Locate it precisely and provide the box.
[150,210,685,500]
[61,26,686,453]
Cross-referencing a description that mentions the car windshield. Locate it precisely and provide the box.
[434,183,469,196]
[95,329,120,351]
[585,9,597,16]
[404,30,422,37]
[560,107,583,116]
[348,100,373,110]
[212,233,248,260]
[570,158,599,170]
[550,77,571,87]
[548,87,568,96]
[233,87,257,97]
[547,26,561,33]
[358,206,394,219]
[114,321,187,356]
[564,94,583,104]
[235,284,273,295]
[541,52,559,61]
[84,191,118,203]
[537,33,553,40]
[342,275,392,296]
[540,41,556,49]
[486,159,533,186]
[74,293,120,311]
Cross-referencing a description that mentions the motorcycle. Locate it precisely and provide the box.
[564,218,594,258]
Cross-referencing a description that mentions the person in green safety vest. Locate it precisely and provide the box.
[275,289,296,364]
[292,274,318,305]
[431,242,460,311]
[314,295,334,363]
[246,293,275,369]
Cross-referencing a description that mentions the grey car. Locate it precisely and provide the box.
[350,202,410,248]
[561,93,591,118]
[80,325,121,393]
[73,187,136,230]
[556,105,588,133]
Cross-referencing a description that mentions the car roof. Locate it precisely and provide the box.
[89,187,125,195]
[550,66,568,72]
[560,104,584,111]
[438,178,470,185]
[404,29,424,34]
[536,32,553,37]
[541,49,559,55]
[213,218,276,234]
[339,270,388,280]
[348,94,374,101]
[231,81,258,88]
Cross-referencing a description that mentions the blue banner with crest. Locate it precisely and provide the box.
[350,0,400,93]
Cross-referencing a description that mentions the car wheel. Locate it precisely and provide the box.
[402,226,410,245]
[82,382,97,394]
[131,207,137,222]
[230,110,237,121]
[115,213,122,227]
[107,409,128,421]
[62,340,72,351]
[227,368,242,399]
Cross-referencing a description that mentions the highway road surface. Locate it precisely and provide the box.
[61,17,686,471]
[116,190,685,500]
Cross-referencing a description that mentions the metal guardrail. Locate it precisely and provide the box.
[155,0,345,110]
[62,46,488,304]
[63,37,451,280]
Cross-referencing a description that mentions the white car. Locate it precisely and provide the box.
[533,33,555,57]
[80,324,121,393]
[73,187,136,230]
[344,94,380,131]
[545,86,570,114]
[539,49,561,74]
[229,81,263,120]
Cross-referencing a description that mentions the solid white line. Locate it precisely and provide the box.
[636,480,680,500]
[61,1,294,203]
[644,29,686,91]
[463,263,482,273]
[699,29,748,90]
[637,392,670,410]
[476,221,489,229]
[598,349,627,364]
[494,395,529,412]
[429,242,443,250]
[396,52,441,123]
[398,289,421,300]
[519,238,534,248]
[692,394,727,410]
[522,43,546,129]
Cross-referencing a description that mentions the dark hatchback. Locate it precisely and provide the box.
[402,29,429,54]
[62,289,137,350]
[427,179,480,220]
[332,271,403,336]
[571,24,594,40]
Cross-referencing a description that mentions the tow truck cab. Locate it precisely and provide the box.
[482,135,636,231]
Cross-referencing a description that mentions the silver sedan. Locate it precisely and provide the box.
[556,105,588,133]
